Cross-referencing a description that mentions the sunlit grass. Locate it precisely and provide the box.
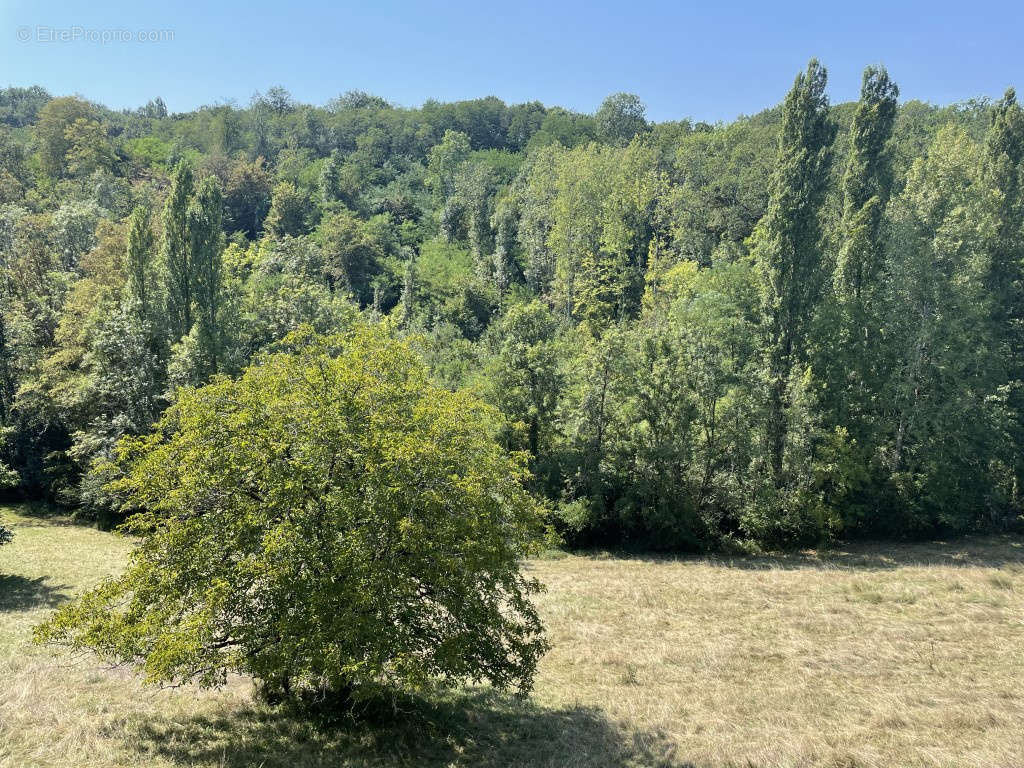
[2,504,1023,767]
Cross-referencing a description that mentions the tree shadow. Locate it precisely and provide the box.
[2,500,89,528]
[589,535,1024,572]
[127,688,687,768]
[0,574,71,611]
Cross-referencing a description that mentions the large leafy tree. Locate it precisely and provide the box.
[876,125,1005,532]
[223,157,272,239]
[34,96,94,178]
[596,93,648,146]
[982,89,1024,509]
[37,326,548,701]
[487,300,564,463]
[264,181,312,238]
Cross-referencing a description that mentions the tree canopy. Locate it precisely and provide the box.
[36,326,548,701]
[0,62,1018,559]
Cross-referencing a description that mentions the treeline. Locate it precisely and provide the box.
[0,61,1020,549]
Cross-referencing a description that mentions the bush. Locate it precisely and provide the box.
[0,523,11,547]
[37,326,548,703]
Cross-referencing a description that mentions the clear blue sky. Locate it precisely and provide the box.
[2,0,1022,122]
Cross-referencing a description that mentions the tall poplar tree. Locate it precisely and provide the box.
[834,66,899,304]
[827,66,899,459]
[750,59,836,485]
[163,161,195,342]
[125,205,154,320]
[189,176,225,376]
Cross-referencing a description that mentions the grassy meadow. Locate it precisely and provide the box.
[2,503,1023,767]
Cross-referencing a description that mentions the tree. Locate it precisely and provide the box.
[189,177,225,376]
[63,118,115,177]
[750,59,836,487]
[492,201,518,297]
[596,93,648,146]
[223,157,272,239]
[426,130,471,206]
[163,162,196,342]
[319,152,343,204]
[982,89,1024,509]
[460,163,495,272]
[73,300,163,521]
[34,96,94,178]
[125,206,155,320]
[36,326,548,703]
[822,66,899,497]
[488,301,564,461]
[876,125,1005,533]
[399,250,416,327]
[317,208,382,303]
[265,181,312,238]
[834,66,899,303]
[0,126,28,204]
[515,144,561,295]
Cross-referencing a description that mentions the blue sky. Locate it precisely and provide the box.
[1,0,1022,122]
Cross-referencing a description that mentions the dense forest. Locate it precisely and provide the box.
[0,60,1021,551]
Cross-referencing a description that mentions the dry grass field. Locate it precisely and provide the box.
[2,503,1024,768]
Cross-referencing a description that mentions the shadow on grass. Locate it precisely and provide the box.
[578,535,1024,572]
[1,500,89,528]
[0,574,71,611]
[128,689,685,768]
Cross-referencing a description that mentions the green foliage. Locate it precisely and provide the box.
[0,66,1021,555]
[265,181,313,238]
[62,118,115,177]
[982,89,1024,512]
[595,93,648,146]
[190,177,225,376]
[125,205,155,320]
[486,300,564,463]
[36,326,548,701]
[123,136,173,171]
[834,66,899,303]
[163,162,196,341]
[871,125,1006,533]
[750,59,836,489]
[223,157,273,238]
[34,97,96,178]
[426,130,472,206]
[316,208,389,304]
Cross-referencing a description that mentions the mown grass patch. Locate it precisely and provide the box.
[2,505,1023,767]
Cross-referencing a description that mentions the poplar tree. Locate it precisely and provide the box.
[750,59,836,484]
[493,204,517,298]
[125,205,154,320]
[163,161,195,342]
[828,67,899,453]
[189,176,225,376]
[399,251,416,328]
[834,66,899,304]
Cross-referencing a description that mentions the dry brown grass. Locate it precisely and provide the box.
[2,504,1024,767]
